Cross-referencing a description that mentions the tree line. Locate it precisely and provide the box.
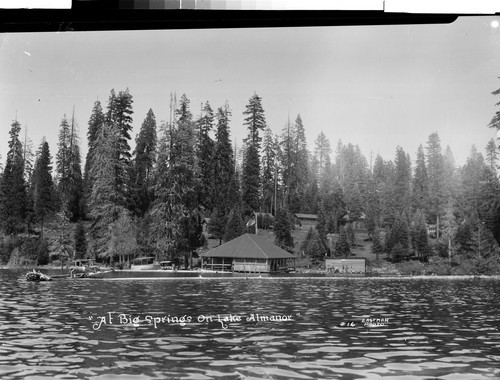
[1,86,500,272]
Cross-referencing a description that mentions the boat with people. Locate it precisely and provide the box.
[26,269,52,282]
[131,256,161,270]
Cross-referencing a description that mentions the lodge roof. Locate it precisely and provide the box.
[201,233,295,260]
[295,213,318,220]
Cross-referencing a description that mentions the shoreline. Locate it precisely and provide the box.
[102,274,500,280]
[2,267,500,280]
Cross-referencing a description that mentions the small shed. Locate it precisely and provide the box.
[294,214,318,227]
[200,233,295,273]
[325,258,366,274]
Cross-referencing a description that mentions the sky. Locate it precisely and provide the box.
[1,15,500,170]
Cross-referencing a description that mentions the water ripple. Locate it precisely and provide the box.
[1,270,500,379]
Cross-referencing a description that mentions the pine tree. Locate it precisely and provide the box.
[108,209,138,266]
[458,146,487,222]
[226,169,242,212]
[242,143,261,214]
[223,208,245,242]
[301,227,327,262]
[364,177,380,239]
[132,108,157,215]
[274,208,294,252]
[291,114,309,210]
[74,221,87,259]
[83,100,105,216]
[243,93,266,148]
[55,112,83,221]
[314,131,331,180]
[389,212,410,258]
[426,132,445,237]
[440,203,458,262]
[208,207,227,245]
[477,166,500,245]
[56,115,71,202]
[485,138,498,172]
[242,93,266,215]
[380,160,397,227]
[372,154,387,185]
[316,200,328,241]
[22,129,35,186]
[336,143,368,221]
[411,210,429,260]
[213,103,234,212]
[32,140,56,239]
[412,144,429,212]
[261,126,277,213]
[171,95,198,210]
[88,122,123,259]
[371,228,384,260]
[51,209,73,270]
[393,146,411,213]
[335,226,351,258]
[470,222,498,259]
[279,118,294,208]
[196,101,215,211]
[488,79,500,130]
[391,242,406,263]
[443,146,457,201]
[148,94,202,263]
[106,88,134,210]
[0,120,27,235]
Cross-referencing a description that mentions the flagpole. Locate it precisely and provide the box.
[255,211,258,235]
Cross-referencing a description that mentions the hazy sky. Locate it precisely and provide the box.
[1,15,500,169]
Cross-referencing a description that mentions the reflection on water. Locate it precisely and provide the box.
[1,269,500,379]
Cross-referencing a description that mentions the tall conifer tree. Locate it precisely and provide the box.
[88,121,123,260]
[485,138,498,172]
[426,132,445,237]
[261,126,276,213]
[133,108,157,215]
[106,88,134,209]
[242,93,266,214]
[83,100,105,215]
[55,112,83,220]
[0,120,27,235]
[213,103,234,213]
[196,101,215,211]
[412,144,429,212]
[32,140,55,239]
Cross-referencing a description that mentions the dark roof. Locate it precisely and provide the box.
[295,213,318,220]
[201,233,295,260]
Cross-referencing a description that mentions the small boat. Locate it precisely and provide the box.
[72,269,114,278]
[131,256,160,270]
[70,259,99,274]
[26,269,52,282]
[69,259,114,278]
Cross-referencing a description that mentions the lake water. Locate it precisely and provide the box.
[1,269,500,379]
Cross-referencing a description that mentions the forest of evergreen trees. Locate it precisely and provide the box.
[1,87,500,274]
